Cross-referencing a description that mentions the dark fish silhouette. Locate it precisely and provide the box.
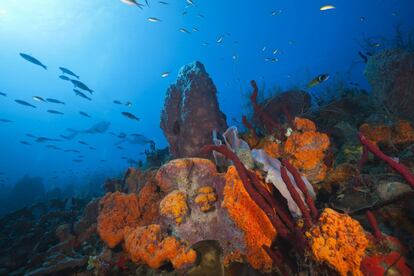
[65,121,110,140]
[121,111,140,121]
[26,133,36,138]
[78,140,89,145]
[15,99,36,108]
[113,100,122,105]
[35,137,61,143]
[0,92,6,97]
[0,118,13,123]
[358,51,368,63]
[46,98,65,104]
[116,133,153,146]
[71,79,93,94]
[79,111,91,118]
[117,146,124,150]
[72,159,83,163]
[59,75,71,81]
[19,53,47,70]
[47,110,64,115]
[74,89,91,101]
[89,146,96,150]
[59,67,79,79]
[20,141,32,145]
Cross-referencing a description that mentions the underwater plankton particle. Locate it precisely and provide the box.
[320,5,336,11]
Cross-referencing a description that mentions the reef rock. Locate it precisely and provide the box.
[160,61,227,158]
[365,49,414,123]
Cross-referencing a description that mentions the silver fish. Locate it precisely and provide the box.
[19,53,47,70]
[59,67,79,79]
[15,99,36,108]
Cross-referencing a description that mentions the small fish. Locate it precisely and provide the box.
[59,75,71,81]
[0,118,13,123]
[0,92,6,97]
[121,111,140,121]
[117,146,124,150]
[201,42,209,46]
[158,1,168,4]
[19,53,47,70]
[78,140,89,145]
[272,49,280,55]
[197,13,205,18]
[125,101,132,107]
[265,57,279,62]
[182,11,188,16]
[161,72,170,78]
[59,67,79,79]
[89,146,96,150]
[79,111,91,118]
[360,16,365,22]
[216,36,224,44]
[113,100,123,105]
[121,0,144,9]
[179,28,191,34]
[148,17,161,22]
[71,79,93,94]
[192,27,199,32]
[15,99,36,108]
[186,0,195,5]
[271,10,282,16]
[32,96,46,102]
[307,74,330,88]
[47,110,64,115]
[74,89,92,101]
[72,159,83,163]
[262,46,267,52]
[320,5,336,11]
[26,133,36,138]
[46,98,65,104]
[20,141,32,145]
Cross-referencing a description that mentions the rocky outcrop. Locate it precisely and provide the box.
[365,49,414,123]
[160,61,227,158]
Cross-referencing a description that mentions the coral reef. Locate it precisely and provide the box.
[159,190,189,224]
[160,61,227,158]
[306,208,368,276]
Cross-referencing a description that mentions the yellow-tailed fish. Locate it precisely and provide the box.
[307,74,330,88]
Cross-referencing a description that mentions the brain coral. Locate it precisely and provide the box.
[306,208,368,276]
[123,224,197,269]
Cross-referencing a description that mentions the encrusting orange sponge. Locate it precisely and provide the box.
[194,186,217,212]
[306,208,368,276]
[124,224,197,269]
[159,190,189,224]
[97,192,141,248]
[223,166,276,272]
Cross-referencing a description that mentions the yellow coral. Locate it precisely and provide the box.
[159,190,188,224]
[306,208,368,276]
[223,166,276,272]
[194,186,217,212]
[124,224,197,269]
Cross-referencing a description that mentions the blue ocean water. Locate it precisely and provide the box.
[0,0,413,197]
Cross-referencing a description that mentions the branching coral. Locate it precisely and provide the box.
[306,208,368,276]
[123,224,197,269]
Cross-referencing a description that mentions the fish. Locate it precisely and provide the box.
[59,67,79,79]
[125,101,132,107]
[26,133,36,138]
[262,46,267,51]
[20,141,32,145]
[272,49,280,55]
[201,42,209,46]
[65,121,110,139]
[358,51,368,63]
[161,72,170,78]
[78,140,89,145]
[79,111,91,118]
[0,118,13,123]
[35,137,61,143]
[15,99,36,108]
[192,27,199,32]
[113,100,123,105]
[148,17,161,22]
[32,96,46,102]
[47,110,64,115]
[19,53,47,70]
[116,133,153,146]
[216,36,224,44]
[158,1,168,4]
[179,28,191,34]
[186,0,195,6]
[59,75,71,81]
[117,146,125,150]
[320,5,336,11]
[89,146,96,150]
[46,98,65,104]
[72,159,83,163]
[121,111,140,121]
[121,0,144,8]
[307,74,330,88]
[0,92,6,97]
[74,89,92,101]
[70,79,93,94]
[197,13,205,18]
[271,10,282,16]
